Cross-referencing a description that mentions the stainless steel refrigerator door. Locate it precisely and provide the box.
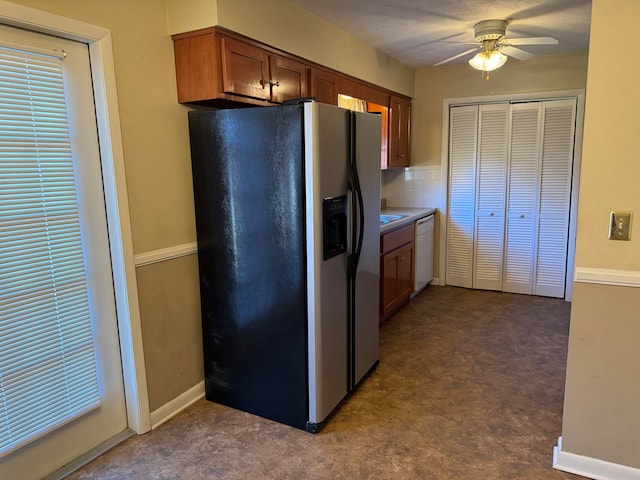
[304,103,349,425]
[352,110,381,386]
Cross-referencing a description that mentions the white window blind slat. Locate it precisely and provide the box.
[0,44,100,458]
[2,292,86,322]
[2,322,93,365]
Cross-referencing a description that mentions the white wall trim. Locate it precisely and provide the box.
[135,242,198,267]
[574,267,640,288]
[553,437,640,480]
[46,430,134,480]
[150,381,205,430]
[0,0,151,434]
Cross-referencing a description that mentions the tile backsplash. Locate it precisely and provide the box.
[381,165,442,209]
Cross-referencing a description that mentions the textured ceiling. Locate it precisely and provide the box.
[290,0,592,68]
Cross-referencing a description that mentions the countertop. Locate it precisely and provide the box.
[380,207,436,234]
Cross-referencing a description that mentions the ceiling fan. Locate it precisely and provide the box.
[435,19,559,72]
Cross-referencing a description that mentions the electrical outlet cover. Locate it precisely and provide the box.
[609,211,632,241]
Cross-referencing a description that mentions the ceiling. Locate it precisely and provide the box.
[290,0,592,68]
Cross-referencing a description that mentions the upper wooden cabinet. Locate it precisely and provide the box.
[269,55,309,104]
[388,96,411,168]
[173,28,309,106]
[310,68,339,105]
[171,27,412,169]
[220,36,270,100]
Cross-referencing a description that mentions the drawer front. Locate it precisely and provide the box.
[381,222,414,254]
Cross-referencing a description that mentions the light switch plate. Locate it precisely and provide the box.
[609,211,632,241]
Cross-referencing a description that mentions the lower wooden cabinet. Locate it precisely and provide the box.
[380,223,415,323]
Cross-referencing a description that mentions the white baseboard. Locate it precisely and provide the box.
[134,242,198,267]
[46,430,134,480]
[553,437,640,480]
[150,381,205,429]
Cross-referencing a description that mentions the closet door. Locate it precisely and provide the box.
[446,105,478,288]
[473,104,509,290]
[504,103,541,294]
[504,99,577,297]
[446,99,576,298]
[534,99,576,297]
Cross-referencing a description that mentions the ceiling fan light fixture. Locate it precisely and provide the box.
[468,50,507,72]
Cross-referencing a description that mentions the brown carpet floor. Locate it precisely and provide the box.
[66,286,584,479]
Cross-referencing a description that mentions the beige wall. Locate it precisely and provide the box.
[563,283,640,468]
[136,256,202,412]
[561,0,640,469]
[411,51,589,167]
[167,0,415,97]
[166,0,217,34]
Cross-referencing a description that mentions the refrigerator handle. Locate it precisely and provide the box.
[346,110,364,391]
[348,112,365,276]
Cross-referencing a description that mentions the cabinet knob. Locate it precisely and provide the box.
[520,214,525,219]
[266,79,280,87]
[400,256,406,262]
[490,212,495,216]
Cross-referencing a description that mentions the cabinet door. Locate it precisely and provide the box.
[504,103,541,294]
[473,104,509,291]
[310,68,339,105]
[269,55,308,103]
[367,102,389,169]
[381,250,400,319]
[397,243,414,301]
[446,105,478,288]
[389,96,411,167]
[380,242,414,320]
[220,36,270,100]
[534,99,576,298]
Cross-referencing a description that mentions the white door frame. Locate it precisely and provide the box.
[0,0,151,433]
[440,89,585,301]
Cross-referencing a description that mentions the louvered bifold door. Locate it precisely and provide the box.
[534,99,576,297]
[446,105,478,288]
[473,104,509,291]
[504,103,542,294]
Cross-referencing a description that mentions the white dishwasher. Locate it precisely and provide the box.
[412,214,434,297]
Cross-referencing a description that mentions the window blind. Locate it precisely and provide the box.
[0,44,100,457]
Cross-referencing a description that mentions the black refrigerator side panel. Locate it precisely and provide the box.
[188,106,308,429]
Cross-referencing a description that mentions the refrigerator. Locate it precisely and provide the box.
[188,101,381,433]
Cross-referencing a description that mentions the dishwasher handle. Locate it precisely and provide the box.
[416,214,434,233]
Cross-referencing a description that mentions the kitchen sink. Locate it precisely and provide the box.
[380,214,409,226]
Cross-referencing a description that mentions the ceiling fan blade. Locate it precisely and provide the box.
[505,36,559,46]
[434,48,478,66]
[501,46,535,61]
